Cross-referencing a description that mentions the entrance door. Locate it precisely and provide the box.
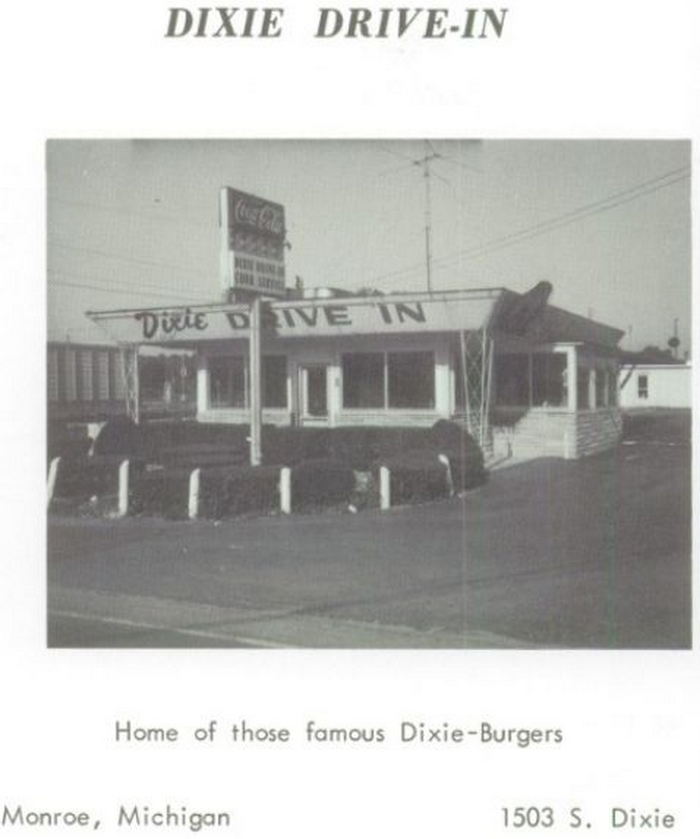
[300,365,328,421]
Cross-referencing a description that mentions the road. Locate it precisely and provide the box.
[47,421,691,649]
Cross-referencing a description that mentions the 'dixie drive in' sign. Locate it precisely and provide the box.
[220,187,287,296]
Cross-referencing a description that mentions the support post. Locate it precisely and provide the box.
[589,367,597,410]
[188,468,201,520]
[379,466,391,511]
[249,297,263,466]
[459,330,471,436]
[120,346,141,424]
[566,346,578,412]
[118,459,130,517]
[47,456,61,510]
[280,467,292,514]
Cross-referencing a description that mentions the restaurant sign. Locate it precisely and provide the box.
[219,187,287,296]
[89,294,500,344]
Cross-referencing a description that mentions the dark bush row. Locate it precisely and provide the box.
[49,419,485,517]
[129,467,191,519]
[81,417,484,470]
[199,465,280,519]
[127,458,357,520]
[53,455,133,501]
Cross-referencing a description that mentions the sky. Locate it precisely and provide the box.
[47,139,691,354]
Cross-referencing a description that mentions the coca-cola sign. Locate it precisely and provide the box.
[222,187,287,296]
[228,189,285,238]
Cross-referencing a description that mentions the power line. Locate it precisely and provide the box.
[48,275,199,303]
[48,267,205,297]
[371,165,690,285]
[47,196,212,229]
[49,239,213,279]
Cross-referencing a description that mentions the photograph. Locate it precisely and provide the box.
[46,138,691,649]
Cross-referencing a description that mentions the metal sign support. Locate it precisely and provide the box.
[249,297,263,466]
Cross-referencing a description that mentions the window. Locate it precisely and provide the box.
[64,349,77,401]
[388,352,434,408]
[79,350,93,401]
[47,349,59,402]
[97,351,110,400]
[111,351,125,399]
[494,353,530,406]
[209,356,247,408]
[595,369,606,407]
[342,353,384,408]
[209,355,287,408]
[342,351,435,410]
[532,353,567,407]
[262,355,287,408]
[638,374,649,399]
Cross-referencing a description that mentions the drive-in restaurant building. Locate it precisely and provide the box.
[87,188,625,461]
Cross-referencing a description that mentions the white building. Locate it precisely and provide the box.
[618,362,692,409]
[89,282,625,460]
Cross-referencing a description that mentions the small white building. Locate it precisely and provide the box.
[618,362,692,409]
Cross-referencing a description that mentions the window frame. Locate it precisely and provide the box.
[341,350,436,411]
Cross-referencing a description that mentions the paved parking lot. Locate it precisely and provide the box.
[47,412,691,649]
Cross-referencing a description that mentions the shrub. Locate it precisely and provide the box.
[92,417,141,457]
[291,458,355,509]
[441,448,486,490]
[261,427,331,466]
[130,467,191,519]
[429,420,486,490]
[47,421,92,462]
[53,455,131,501]
[375,449,451,504]
[199,465,280,519]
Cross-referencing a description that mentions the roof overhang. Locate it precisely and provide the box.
[87,288,505,347]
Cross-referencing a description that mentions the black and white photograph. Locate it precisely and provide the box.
[46,139,691,650]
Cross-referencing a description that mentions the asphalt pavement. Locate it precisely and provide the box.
[47,417,691,649]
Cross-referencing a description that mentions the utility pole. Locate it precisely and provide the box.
[414,140,441,294]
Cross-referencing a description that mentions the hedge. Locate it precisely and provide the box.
[374,449,451,505]
[290,458,355,510]
[199,465,280,519]
[49,419,485,516]
[130,467,191,519]
[52,455,132,501]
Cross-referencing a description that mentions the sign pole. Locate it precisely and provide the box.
[219,187,233,298]
[249,297,263,466]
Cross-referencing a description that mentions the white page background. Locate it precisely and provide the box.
[1,1,698,836]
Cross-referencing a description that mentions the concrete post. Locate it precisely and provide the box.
[188,468,201,520]
[47,456,61,510]
[438,454,454,496]
[118,459,130,517]
[280,467,292,514]
[379,466,391,511]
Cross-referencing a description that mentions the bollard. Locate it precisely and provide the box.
[188,468,201,520]
[279,467,292,514]
[118,459,130,517]
[438,453,454,497]
[47,456,61,510]
[379,466,391,511]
